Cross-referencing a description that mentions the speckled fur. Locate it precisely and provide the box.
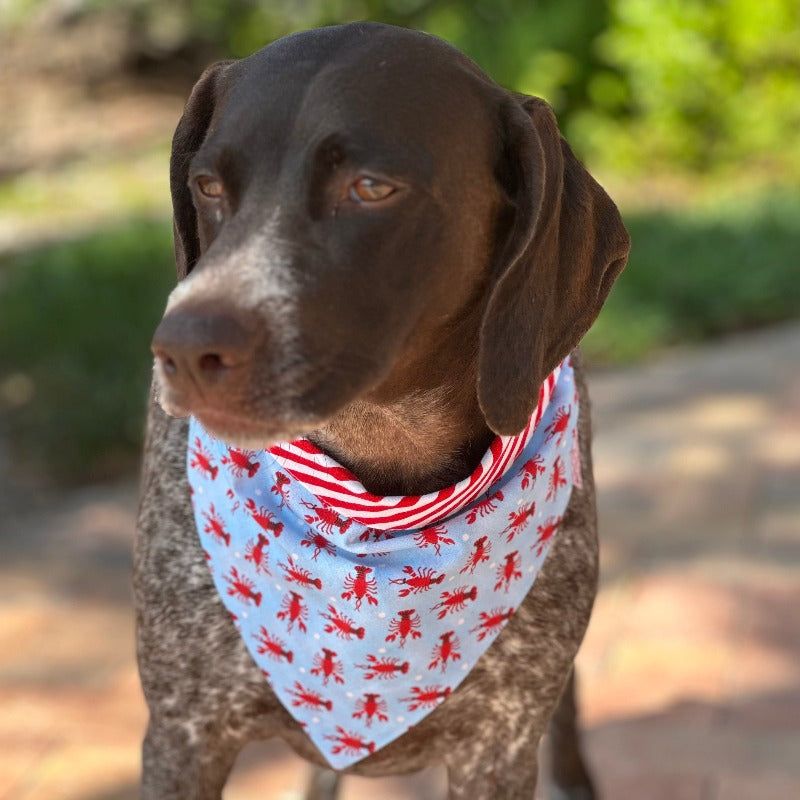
[135,22,628,800]
[135,356,597,799]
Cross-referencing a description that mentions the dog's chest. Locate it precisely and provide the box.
[186,359,579,769]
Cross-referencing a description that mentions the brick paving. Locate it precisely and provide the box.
[1,322,798,799]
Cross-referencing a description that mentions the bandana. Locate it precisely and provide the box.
[187,357,579,769]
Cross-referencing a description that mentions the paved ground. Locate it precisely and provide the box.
[1,322,798,800]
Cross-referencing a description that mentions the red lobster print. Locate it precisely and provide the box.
[220,447,260,478]
[469,606,515,641]
[534,515,562,556]
[244,533,270,575]
[202,504,230,547]
[286,681,332,711]
[341,565,378,610]
[413,524,455,556]
[252,626,293,663]
[310,647,345,686]
[544,405,571,446]
[190,437,218,480]
[352,693,388,726]
[465,489,504,524]
[244,498,284,538]
[277,590,308,633]
[431,585,478,619]
[355,654,410,680]
[389,565,445,597]
[459,535,491,574]
[224,488,240,513]
[301,499,351,535]
[319,604,365,640]
[502,502,537,543]
[324,726,375,757]
[279,558,322,590]
[400,685,451,711]
[428,631,461,672]
[494,550,522,593]
[518,455,545,489]
[385,609,422,647]
[270,471,291,507]
[547,456,568,501]
[300,530,336,560]
[358,527,394,543]
[223,566,262,607]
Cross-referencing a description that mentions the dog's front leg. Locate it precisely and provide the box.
[445,734,541,800]
[141,718,241,800]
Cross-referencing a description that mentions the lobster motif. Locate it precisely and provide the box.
[544,405,571,446]
[428,630,461,672]
[189,437,218,480]
[470,606,515,641]
[518,455,546,489]
[252,626,293,663]
[220,447,260,478]
[244,533,270,575]
[459,535,491,574]
[244,498,284,538]
[502,502,537,543]
[270,471,291,507]
[547,456,568,501]
[355,654,410,680]
[310,647,344,686]
[319,604,365,640]
[301,499,352,535]
[400,685,451,711]
[201,504,230,547]
[286,681,332,711]
[276,590,308,633]
[279,558,322,590]
[494,550,522,593]
[430,585,478,619]
[324,727,375,757]
[465,489,504,524]
[384,609,422,647]
[223,566,262,607]
[352,693,389,726]
[534,516,562,555]
[300,530,337,560]
[389,565,445,597]
[413,524,455,556]
[341,565,378,610]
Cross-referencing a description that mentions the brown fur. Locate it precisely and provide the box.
[135,22,629,800]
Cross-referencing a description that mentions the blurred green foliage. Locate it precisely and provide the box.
[5,0,799,178]
[2,0,799,484]
[0,221,174,483]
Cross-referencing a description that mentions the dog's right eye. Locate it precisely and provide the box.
[195,176,224,199]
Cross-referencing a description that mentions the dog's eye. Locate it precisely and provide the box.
[349,177,395,203]
[195,176,224,199]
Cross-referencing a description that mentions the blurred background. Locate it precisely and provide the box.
[1,1,798,798]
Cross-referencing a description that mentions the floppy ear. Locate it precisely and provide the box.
[170,60,235,280]
[477,96,630,435]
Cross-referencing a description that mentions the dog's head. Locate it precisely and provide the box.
[153,22,629,447]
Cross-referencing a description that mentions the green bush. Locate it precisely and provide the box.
[0,219,174,484]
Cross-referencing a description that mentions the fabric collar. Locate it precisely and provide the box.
[186,357,579,769]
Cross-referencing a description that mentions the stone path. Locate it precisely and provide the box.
[1,322,798,799]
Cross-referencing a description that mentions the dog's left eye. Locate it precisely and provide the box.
[349,177,395,203]
[195,176,224,199]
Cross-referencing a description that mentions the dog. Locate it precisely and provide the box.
[135,22,630,800]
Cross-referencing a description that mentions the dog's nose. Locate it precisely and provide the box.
[151,305,257,398]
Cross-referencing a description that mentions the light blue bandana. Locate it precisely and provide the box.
[187,358,579,768]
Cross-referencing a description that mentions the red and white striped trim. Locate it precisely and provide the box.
[268,364,563,530]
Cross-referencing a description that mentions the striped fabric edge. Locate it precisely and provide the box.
[268,363,562,531]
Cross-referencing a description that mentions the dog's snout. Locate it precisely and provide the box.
[152,305,257,402]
